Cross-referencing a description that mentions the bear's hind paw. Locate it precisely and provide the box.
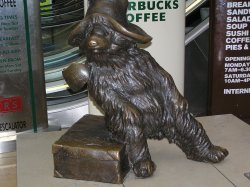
[133,159,156,178]
[187,145,229,163]
[204,145,229,163]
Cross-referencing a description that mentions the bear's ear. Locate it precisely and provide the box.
[68,18,91,47]
[68,23,85,47]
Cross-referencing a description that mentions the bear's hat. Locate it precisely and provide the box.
[68,0,152,46]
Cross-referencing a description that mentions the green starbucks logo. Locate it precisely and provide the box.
[127,0,179,22]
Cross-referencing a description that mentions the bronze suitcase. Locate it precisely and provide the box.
[52,115,130,184]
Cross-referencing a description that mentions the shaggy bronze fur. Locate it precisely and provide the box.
[65,13,228,178]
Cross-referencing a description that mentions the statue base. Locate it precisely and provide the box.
[52,115,130,184]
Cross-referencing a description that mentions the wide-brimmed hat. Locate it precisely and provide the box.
[68,0,152,46]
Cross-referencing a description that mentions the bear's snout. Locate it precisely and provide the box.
[86,26,109,51]
[87,35,109,50]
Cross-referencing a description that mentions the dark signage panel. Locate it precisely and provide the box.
[209,0,250,118]
[0,0,48,132]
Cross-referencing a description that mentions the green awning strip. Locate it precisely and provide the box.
[23,0,38,133]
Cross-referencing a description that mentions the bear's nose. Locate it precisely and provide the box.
[89,40,97,47]
[87,35,109,50]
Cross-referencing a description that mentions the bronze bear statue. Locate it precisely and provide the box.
[63,0,228,178]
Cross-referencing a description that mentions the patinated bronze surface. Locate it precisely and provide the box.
[52,115,129,184]
[63,0,229,179]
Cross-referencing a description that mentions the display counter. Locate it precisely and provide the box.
[0,114,250,187]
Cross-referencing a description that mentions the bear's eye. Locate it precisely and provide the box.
[91,24,109,37]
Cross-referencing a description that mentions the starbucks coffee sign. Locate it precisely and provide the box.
[126,0,185,93]
[127,0,179,22]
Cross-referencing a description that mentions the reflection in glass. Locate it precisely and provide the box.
[40,0,87,103]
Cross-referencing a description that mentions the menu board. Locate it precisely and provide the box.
[209,0,250,118]
[0,0,48,132]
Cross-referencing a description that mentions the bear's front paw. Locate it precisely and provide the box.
[133,159,156,178]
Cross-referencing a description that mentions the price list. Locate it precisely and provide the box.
[209,0,250,118]
[224,1,250,90]
[0,13,22,74]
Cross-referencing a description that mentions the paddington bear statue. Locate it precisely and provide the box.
[63,0,228,178]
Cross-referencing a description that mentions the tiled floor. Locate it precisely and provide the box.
[0,152,16,187]
[0,115,249,187]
